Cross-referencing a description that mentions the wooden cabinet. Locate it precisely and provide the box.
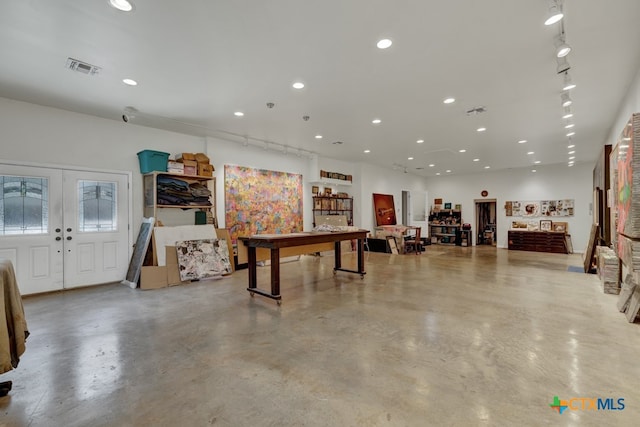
[508,230,568,254]
[312,196,353,226]
[143,172,217,226]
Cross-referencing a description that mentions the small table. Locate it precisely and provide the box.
[239,230,369,304]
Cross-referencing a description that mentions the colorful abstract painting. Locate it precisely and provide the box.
[617,114,640,239]
[224,165,303,243]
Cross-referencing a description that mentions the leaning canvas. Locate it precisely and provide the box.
[176,239,232,281]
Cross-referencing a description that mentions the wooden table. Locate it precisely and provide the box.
[239,230,369,304]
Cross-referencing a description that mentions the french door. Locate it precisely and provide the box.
[0,164,130,295]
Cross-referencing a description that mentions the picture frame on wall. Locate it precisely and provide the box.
[540,220,552,231]
[324,187,332,196]
[553,222,568,233]
[312,185,319,195]
[444,203,452,209]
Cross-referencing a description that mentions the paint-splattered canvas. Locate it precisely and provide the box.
[176,239,232,281]
[224,165,303,243]
[617,113,640,239]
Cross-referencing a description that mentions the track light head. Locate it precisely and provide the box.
[555,34,571,58]
[562,72,576,91]
[544,0,564,26]
[561,92,572,107]
[556,56,571,74]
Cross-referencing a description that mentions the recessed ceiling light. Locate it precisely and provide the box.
[532,169,537,173]
[477,127,486,132]
[122,78,137,86]
[484,166,490,169]
[534,161,541,164]
[527,151,535,155]
[315,136,323,140]
[408,157,414,160]
[566,131,576,137]
[567,144,575,148]
[569,156,575,160]
[234,111,244,117]
[429,164,435,167]
[109,0,134,12]
[377,39,392,49]
[443,98,455,104]
[568,151,575,154]
[518,140,527,144]
[446,170,452,173]
[364,150,371,153]
[372,119,381,124]
[565,123,575,129]
[473,158,480,162]
[417,139,424,144]
[292,82,305,89]
[436,173,441,176]
[459,149,466,153]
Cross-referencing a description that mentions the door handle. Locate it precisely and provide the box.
[55,228,61,233]
[66,236,72,241]
[67,228,72,232]
[56,236,62,241]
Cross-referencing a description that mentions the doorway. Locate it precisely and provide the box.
[475,199,497,246]
[0,164,130,295]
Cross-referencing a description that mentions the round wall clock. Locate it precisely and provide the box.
[481,190,488,197]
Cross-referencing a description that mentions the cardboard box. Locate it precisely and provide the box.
[178,159,198,175]
[140,266,168,289]
[166,246,191,286]
[198,163,214,177]
[176,152,196,161]
[194,152,210,164]
[167,160,184,174]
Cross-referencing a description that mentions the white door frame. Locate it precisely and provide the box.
[0,158,133,289]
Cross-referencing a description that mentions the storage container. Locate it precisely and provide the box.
[137,150,169,174]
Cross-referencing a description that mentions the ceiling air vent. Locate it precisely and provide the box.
[332,141,344,145]
[65,57,101,75]
[466,106,487,116]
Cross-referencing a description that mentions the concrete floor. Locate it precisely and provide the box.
[0,246,638,426]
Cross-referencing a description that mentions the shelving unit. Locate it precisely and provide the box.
[312,196,353,226]
[143,172,217,227]
[428,209,462,245]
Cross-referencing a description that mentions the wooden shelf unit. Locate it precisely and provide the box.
[508,230,568,254]
[428,209,462,245]
[143,171,216,226]
[312,196,353,226]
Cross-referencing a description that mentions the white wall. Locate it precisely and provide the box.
[0,96,597,252]
[606,66,640,147]
[424,163,594,251]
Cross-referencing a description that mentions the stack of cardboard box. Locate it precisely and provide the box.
[175,152,214,176]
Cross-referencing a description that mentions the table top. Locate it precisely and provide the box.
[240,229,369,249]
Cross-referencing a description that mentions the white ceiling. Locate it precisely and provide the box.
[1,0,639,176]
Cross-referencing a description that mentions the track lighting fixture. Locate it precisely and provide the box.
[554,33,571,58]
[562,106,573,119]
[544,0,564,26]
[561,92,572,107]
[562,72,576,91]
[556,56,571,74]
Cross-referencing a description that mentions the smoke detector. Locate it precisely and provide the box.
[65,58,101,75]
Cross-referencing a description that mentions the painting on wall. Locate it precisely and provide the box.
[373,193,397,226]
[224,165,303,244]
[176,239,232,281]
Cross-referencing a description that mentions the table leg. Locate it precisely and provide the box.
[271,247,280,297]
[334,240,342,272]
[357,238,365,276]
[248,246,257,290]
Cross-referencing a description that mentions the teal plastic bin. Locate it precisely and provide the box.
[137,150,169,174]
